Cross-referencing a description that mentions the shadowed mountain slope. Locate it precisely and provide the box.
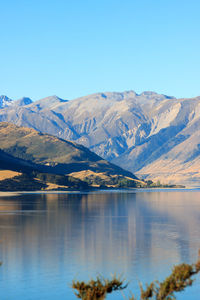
[0,148,90,191]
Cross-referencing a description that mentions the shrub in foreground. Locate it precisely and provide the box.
[72,251,200,299]
[72,275,127,300]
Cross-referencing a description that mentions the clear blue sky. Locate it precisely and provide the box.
[0,0,200,100]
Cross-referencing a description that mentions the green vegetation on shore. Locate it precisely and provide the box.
[145,180,185,189]
[0,168,184,192]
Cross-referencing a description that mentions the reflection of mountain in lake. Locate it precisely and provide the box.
[0,191,200,299]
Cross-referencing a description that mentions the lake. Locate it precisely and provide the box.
[0,189,200,299]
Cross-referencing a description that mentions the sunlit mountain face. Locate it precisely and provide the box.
[1,91,200,186]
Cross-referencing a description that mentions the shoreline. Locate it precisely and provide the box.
[0,186,199,197]
[0,191,21,197]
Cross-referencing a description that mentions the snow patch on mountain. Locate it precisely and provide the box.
[0,95,13,108]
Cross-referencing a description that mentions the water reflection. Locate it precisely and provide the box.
[0,190,200,299]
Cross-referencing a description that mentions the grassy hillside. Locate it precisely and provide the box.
[0,149,90,191]
[0,122,142,190]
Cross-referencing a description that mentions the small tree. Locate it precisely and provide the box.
[72,275,127,300]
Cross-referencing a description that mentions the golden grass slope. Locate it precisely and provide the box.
[0,170,22,180]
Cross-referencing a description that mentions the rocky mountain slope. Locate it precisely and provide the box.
[1,91,200,186]
[0,122,140,190]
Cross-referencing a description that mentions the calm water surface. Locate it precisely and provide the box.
[0,189,200,299]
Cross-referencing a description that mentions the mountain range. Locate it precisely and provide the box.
[1,91,200,186]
